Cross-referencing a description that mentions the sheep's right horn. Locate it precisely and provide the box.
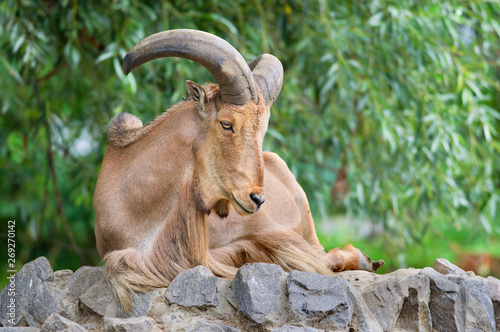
[123,29,258,106]
[248,54,284,106]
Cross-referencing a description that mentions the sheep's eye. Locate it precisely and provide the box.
[220,122,234,132]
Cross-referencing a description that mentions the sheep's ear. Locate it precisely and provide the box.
[186,80,208,114]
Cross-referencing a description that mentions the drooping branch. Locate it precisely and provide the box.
[34,80,89,265]
[36,63,66,83]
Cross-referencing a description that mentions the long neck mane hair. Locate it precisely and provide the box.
[103,87,238,310]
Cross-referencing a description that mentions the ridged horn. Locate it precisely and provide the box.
[123,29,258,106]
[248,54,284,106]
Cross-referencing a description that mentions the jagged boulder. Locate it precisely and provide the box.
[165,265,223,308]
[487,276,500,328]
[232,263,285,324]
[41,313,86,332]
[104,316,156,332]
[0,257,54,327]
[287,270,382,331]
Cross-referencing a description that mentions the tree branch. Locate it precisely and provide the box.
[36,63,66,83]
[34,80,90,265]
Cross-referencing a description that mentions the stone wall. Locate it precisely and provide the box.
[0,257,499,331]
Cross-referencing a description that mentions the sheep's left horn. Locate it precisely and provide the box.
[248,54,284,106]
[123,29,258,106]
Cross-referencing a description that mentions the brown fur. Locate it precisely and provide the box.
[94,83,382,311]
[108,112,143,148]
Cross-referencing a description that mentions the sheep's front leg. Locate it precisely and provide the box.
[327,244,384,272]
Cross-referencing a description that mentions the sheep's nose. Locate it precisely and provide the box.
[250,193,265,210]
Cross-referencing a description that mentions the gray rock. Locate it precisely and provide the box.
[271,325,323,331]
[363,276,408,331]
[27,282,64,323]
[364,274,432,332]
[158,311,190,331]
[143,288,169,320]
[487,276,500,329]
[337,270,383,293]
[52,270,74,285]
[104,316,155,332]
[340,270,430,331]
[185,319,240,332]
[343,284,383,332]
[30,258,53,283]
[0,328,41,331]
[232,263,284,324]
[40,313,86,332]
[287,270,382,331]
[57,287,80,323]
[448,275,495,331]
[24,313,37,328]
[83,323,97,330]
[165,265,222,308]
[433,258,466,275]
[0,257,53,327]
[287,271,352,330]
[79,278,116,316]
[420,267,466,332]
[117,290,160,318]
[212,279,238,320]
[67,266,104,299]
[394,275,432,332]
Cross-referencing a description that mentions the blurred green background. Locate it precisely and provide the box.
[1,0,499,287]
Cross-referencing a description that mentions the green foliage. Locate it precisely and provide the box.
[1,0,499,284]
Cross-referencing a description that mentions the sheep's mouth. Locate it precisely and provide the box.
[232,195,254,216]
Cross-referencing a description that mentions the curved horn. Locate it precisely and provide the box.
[248,54,284,106]
[123,29,258,105]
